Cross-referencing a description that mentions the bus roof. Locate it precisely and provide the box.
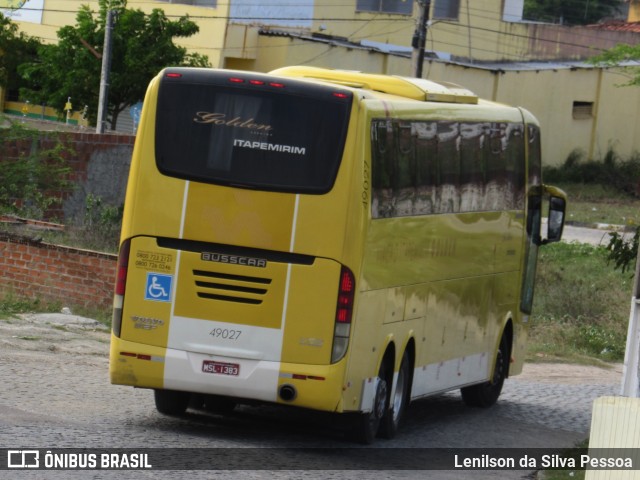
[269,66,479,105]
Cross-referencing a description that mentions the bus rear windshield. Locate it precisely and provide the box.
[155,71,352,194]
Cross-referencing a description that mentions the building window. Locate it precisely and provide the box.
[156,0,217,7]
[433,0,460,20]
[572,101,594,119]
[356,0,413,15]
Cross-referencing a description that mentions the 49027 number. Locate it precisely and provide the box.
[209,328,242,340]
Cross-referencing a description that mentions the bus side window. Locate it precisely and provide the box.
[527,124,542,186]
[504,123,526,210]
[437,121,460,214]
[484,122,506,211]
[413,122,437,216]
[460,122,485,213]
[394,122,416,217]
[371,120,394,218]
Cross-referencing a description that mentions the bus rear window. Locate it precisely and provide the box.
[155,71,352,194]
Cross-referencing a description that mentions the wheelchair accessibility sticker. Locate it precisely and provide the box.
[145,273,173,302]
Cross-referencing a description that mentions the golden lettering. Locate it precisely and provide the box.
[193,112,272,131]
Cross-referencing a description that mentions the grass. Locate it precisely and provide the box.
[558,182,640,227]
[528,240,631,364]
[523,180,636,364]
[0,294,60,319]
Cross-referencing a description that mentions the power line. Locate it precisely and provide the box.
[6,1,632,62]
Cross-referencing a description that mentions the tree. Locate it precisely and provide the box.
[590,44,640,87]
[19,0,209,130]
[523,0,624,25]
[0,13,40,92]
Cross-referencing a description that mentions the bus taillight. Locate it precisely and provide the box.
[332,267,355,363]
[112,239,131,337]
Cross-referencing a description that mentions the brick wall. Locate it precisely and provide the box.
[0,130,135,223]
[0,233,117,310]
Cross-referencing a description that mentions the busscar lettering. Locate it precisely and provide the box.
[233,139,306,155]
[201,252,267,268]
[193,112,272,131]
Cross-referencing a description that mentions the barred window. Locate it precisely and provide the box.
[155,0,217,7]
[356,0,413,15]
[433,0,460,19]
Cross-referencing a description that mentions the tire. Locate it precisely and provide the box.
[461,334,508,408]
[154,389,190,416]
[379,351,411,439]
[350,362,390,444]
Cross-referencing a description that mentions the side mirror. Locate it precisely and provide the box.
[546,195,566,243]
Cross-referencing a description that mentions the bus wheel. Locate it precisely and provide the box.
[379,351,410,439]
[461,335,508,408]
[154,389,190,416]
[351,363,389,444]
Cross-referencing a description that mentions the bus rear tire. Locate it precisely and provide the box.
[351,363,389,444]
[154,389,190,416]
[461,335,508,408]
[379,351,410,439]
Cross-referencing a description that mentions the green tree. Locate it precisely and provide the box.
[590,44,640,86]
[523,0,623,25]
[19,0,209,130]
[0,13,40,92]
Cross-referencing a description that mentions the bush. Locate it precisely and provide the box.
[544,147,640,197]
[0,122,73,219]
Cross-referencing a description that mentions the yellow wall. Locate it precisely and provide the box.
[252,35,640,167]
[14,0,229,66]
[629,0,640,22]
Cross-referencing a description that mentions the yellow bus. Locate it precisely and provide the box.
[110,66,566,443]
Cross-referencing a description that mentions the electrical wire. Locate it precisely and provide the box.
[4,0,633,61]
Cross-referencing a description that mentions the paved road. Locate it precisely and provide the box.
[0,314,622,480]
[562,223,619,246]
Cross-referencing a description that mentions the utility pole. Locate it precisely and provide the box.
[621,247,640,397]
[411,0,431,78]
[96,9,115,134]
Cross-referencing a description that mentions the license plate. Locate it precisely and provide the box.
[202,360,239,376]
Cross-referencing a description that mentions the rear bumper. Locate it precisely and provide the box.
[109,334,347,412]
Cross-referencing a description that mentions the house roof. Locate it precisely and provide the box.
[258,29,640,73]
[586,20,640,33]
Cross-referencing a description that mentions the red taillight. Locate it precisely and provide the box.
[115,240,131,296]
[113,239,131,338]
[332,266,355,363]
[335,267,355,324]
[229,77,286,88]
[333,92,350,99]
[165,72,182,78]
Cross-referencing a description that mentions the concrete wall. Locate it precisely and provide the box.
[0,233,116,310]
